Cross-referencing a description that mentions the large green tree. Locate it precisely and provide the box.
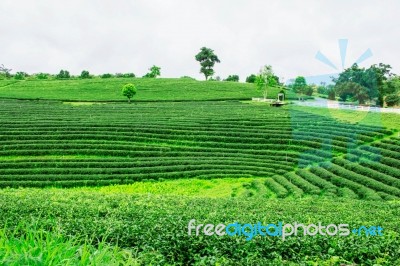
[292,76,307,93]
[195,47,220,80]
[333,63,394,106]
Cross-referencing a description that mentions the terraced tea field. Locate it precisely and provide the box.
[0,79,399,264]
[0,99,399,201]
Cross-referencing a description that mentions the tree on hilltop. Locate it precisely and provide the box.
[195,47,220,80]
[80,70,91,79]
[143,65,161,78]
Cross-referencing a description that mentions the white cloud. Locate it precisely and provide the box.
[0,0,399,81]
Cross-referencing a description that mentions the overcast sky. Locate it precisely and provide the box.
[1,0,399,82]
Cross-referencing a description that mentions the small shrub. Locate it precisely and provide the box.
[246,74,256,83]
[328,89,336,100]
[224,75,239,82]
[14,72,27,80]
[56,70,70,79]
[123,73,135,78]
[180,76,195,80]
[385,94,400,107]
[36,73,49,80]
[80,70,91,79]
[115,73,135,78]
[101,73,113,79]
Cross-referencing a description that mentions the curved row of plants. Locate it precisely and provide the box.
[0,100,396,191]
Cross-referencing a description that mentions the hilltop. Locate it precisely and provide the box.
[0,77,286,102]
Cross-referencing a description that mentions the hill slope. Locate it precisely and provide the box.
[1,99,399,201]
[0,78,284,101]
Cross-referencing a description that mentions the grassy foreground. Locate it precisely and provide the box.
[0,185,399,265]
[0,225,133,266]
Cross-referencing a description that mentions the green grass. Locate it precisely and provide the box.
[91,178,252,198]
[0,77,283,101]
[0,223,135,265]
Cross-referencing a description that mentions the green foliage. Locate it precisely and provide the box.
[116,73,135,78]
[370,63,393,106]
[382,77,400,107]
[292,76,308,94]
[255,65,277,99]
[333,63,394,106]
[317,85,328,95]
[195,47,220,80]
[209,76,221,81]
[14,72,27,80]
[121,83,137,103]
[80,70,91,79]
[0,64,12,79]
[35,73,49,80]
[328,88,336,100]
[56,70,70,79]
[382,76,399,95]
[246,74,256,83]
[143,65,161,78]
[305,86,314,96]
[180,76,196,80]
[255,75,266,93]
[0,223,130,265]
[385,94,400,107]
[123,72,135,78]
[335,81,369,104]
[265,178,288,197]
[0,189,399,265]
[101,73,114,78]
[0,99,395,193]
[224,75,239,82]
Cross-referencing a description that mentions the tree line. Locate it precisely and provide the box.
[0,65,161,80]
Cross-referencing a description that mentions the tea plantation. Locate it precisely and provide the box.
[0,78,399,265]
